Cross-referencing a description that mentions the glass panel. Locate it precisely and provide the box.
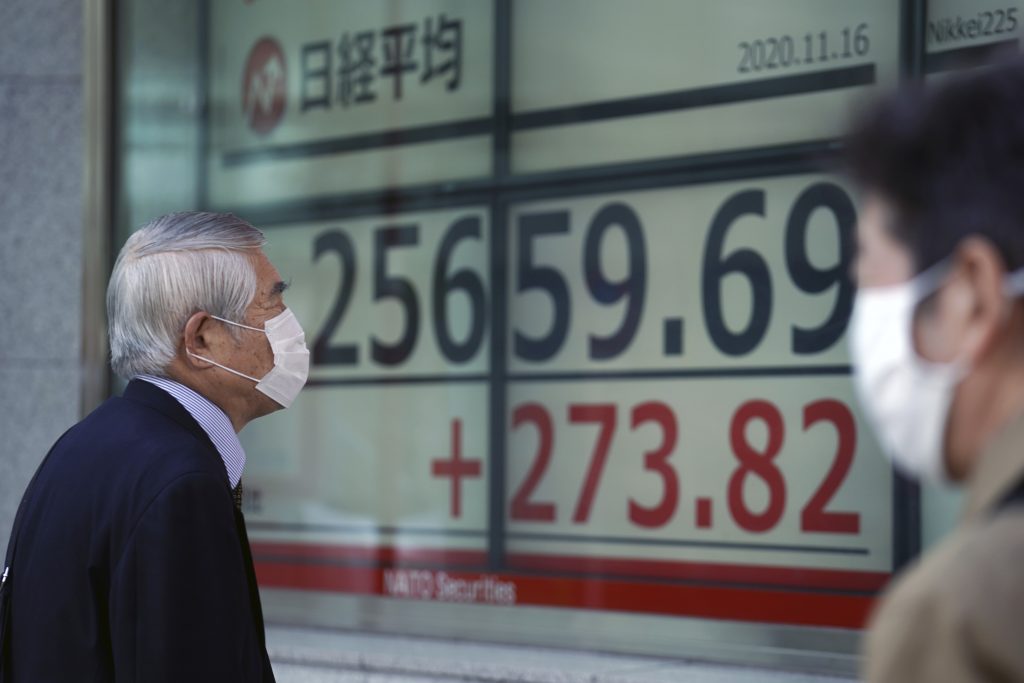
[115,0,202,243]
[241,207,491,561]
[502,176,892,624]
[205,0,494,207]
[510,0,900,174]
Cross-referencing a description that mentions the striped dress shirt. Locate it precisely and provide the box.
[136,374,246,489]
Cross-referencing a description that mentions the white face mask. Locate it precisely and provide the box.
[850,262,1024,483]
[187,307,310,408]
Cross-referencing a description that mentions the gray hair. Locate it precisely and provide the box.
[107,211,266,379]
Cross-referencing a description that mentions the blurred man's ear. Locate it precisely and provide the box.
[949,237,1011,366]
[910,238,1008,366]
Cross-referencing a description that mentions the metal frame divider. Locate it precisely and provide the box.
[81,0,115,416]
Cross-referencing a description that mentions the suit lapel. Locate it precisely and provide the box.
[233,507,267,646]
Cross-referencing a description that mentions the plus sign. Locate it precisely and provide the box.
[431,419,482,519]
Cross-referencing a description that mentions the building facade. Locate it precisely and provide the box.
[2,0,1005,679]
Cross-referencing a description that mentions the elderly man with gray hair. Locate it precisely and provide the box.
[0,212,307,682]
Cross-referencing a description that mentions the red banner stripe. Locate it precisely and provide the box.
[250,541,890,592]
[254,560,877,629]
[505,553,889,591]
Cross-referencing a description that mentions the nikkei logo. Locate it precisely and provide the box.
[242,36,287,135]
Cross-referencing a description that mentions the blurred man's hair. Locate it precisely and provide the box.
[846,57,1024,273]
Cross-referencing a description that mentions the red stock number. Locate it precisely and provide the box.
[509,399,860,534]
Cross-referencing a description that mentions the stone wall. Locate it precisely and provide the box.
[0,0,84,553]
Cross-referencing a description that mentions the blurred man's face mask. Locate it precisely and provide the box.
[850,260,1024,483]
[187,307,310,408]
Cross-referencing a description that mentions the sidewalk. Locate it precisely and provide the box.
[266,626,855,683]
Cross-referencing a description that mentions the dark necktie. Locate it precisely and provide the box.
[232,481,243,511]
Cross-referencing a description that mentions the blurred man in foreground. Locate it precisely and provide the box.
[848,60,1024,681]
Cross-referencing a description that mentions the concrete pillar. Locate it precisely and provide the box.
[0,0,85,552]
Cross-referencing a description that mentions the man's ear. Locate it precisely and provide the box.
[954,236,1011,365]
[182,311,215,369]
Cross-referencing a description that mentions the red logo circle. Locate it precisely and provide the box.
[241,37,287,135]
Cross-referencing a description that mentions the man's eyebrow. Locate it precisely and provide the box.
[271,280,290,296]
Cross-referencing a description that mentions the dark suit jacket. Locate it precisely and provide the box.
[3,379,275,682]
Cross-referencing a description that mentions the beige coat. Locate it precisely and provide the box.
[863,414,1024,682]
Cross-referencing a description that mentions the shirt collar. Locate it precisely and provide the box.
[135,374,246,489]
[964,409,1024,520]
